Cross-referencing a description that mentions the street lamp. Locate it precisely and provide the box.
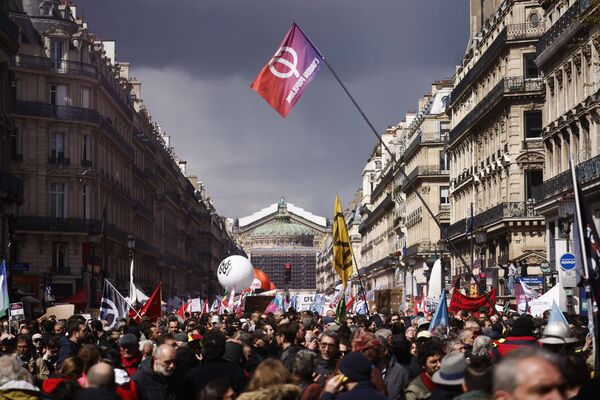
[558,200,574,252]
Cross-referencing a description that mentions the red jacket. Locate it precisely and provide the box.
[493,336,539,358]
[116,379,138,400]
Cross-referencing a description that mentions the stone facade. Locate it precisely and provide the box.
[534,0,600,275]
[234,198,329,290]
[446,0,547,296]
[400,81,452,297]
[5,1,241,305]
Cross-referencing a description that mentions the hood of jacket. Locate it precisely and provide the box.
[236,384,300,400]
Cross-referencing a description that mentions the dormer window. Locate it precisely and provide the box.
[40,0,56,16]
[50,40,64,69]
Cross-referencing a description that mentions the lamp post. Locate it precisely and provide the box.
[6,201,21,298]
[558,200,574,253]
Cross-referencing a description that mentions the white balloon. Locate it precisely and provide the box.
[217,255,254,291]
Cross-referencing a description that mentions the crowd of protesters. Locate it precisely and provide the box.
[0,306,597,400]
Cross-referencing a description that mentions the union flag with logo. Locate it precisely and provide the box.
[251,23,323,117]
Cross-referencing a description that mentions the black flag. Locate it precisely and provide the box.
[99,280,128,328]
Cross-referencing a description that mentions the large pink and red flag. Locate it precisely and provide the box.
[251,23,323,117]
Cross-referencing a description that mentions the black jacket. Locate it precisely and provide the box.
[57,336,80,369]
[132,362,176,400]
[319,381,388,400]
[182,358,246,400]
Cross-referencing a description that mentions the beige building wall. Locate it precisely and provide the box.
[534,1,600,275]
[447,0,547,295]
[400,81,452,296]
[6,3,240,304]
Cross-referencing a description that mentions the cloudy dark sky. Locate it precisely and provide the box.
[74,0,469,219]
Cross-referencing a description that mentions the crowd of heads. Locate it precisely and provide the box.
[0,305,596,400]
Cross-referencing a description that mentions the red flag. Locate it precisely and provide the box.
[448,288,496,313]
[251,23,323,117]
[137,283,162,322]
[175,300,189,320]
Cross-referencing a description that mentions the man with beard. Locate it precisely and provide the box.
[315,332,339,385]
[133,344,177,400]
[57,321,85,368]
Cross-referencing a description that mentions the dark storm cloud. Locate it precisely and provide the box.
[73,0,469,218]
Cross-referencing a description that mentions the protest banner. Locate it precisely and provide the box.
[449,288,496,313]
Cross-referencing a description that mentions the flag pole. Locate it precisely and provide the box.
[350,251,370,314]
[320,56,498,316]
[570,158,597,370]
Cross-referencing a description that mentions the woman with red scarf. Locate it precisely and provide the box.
[405,340,444,400]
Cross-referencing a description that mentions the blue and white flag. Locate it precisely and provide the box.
[429,289,448,332]
[549,300,569,325]
[0,260,9,318]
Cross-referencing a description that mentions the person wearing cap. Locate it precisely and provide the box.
[320,352,387,400]
[351,330,387,395]
[404,340,444,400]
[430,353,467,399]
[119,334,143,377]
[493,317,539,359]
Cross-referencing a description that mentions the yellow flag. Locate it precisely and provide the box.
[333,195,353,288]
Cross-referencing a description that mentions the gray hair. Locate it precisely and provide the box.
[0,355,33,385]
[493,347,560,393]
[292,349,316,380]
[472,335,492,356]
[318,331,339,345]
[139,339,155,352]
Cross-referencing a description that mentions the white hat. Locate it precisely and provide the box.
[210,316,220,324]
[416,330,432,339]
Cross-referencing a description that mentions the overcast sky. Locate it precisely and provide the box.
[74,0,469,220]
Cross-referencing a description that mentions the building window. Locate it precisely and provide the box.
[524,53,539,79]
[525,169,543,202]
[440,186,450,205]
[50,40,63,69]
[50,132,65,160]
[50,84,67,106]
[440,150,450,172]
[50,182,66,218]
[82,184,91,220]
[81,87,90,108]
[52,242,68,272]
[524,111,542,139]
[10,127,22,161]
[82,135,91,162]
[529,12,540,28]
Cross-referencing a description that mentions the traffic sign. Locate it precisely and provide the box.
[560,253,576,271]
[540,262,550,274]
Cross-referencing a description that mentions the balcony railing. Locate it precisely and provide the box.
[533,153,600,201]
[449,77,543,145]
[12,100,99,124]
[17,216,101,233]
[536,0,590,56]
[446,202,539,239]
[403,165,449,185]
[48,156,70,166]
[404,241,438,258]
[506,22,545,40]
[12,55,97,78]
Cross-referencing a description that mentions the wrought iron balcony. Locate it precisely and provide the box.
[12,55,97,78]
[17,216,101,233]
[536,0,590,56]
[48,156,70,166]
[446,202,539,239]
[402,165,449,187]
[12,100,100,124]
[449,77,543,145]
[533,153,600,201]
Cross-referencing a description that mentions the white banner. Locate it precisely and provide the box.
[189,298,202,312]
[296,293,316,311]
